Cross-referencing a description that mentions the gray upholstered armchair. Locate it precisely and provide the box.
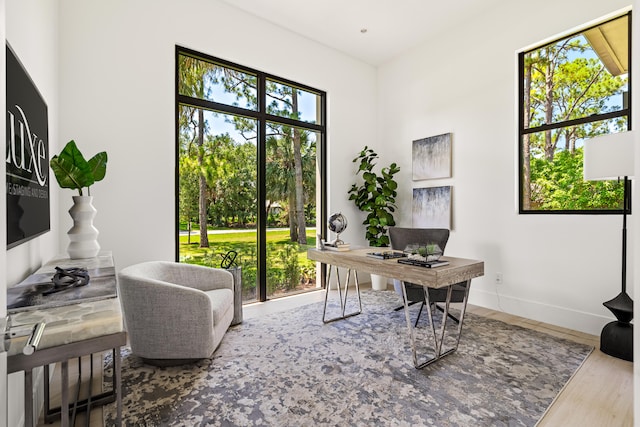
[117,261,234,365]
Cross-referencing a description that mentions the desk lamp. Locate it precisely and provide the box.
[583,130,634,361]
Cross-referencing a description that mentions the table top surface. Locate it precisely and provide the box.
[7,252,123,356]
[7,297,123,357]
[307,247,484,289]
[8,252,117,313]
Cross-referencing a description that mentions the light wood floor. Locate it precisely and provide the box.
[40,286,633,427]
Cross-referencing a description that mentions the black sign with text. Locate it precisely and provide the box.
[6,43,50,248]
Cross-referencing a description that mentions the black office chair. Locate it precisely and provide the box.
[389,227,467,326]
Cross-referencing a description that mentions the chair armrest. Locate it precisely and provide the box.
[167,262,234,292]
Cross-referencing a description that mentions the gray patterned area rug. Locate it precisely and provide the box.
[103,290,592,426]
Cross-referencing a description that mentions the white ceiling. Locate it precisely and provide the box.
[219,0,496,66]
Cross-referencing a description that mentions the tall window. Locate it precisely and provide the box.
[519,13,631,213]
[175,46,326,303]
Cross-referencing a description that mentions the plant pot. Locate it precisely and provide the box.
[371,274,388,291]
[67,195,100,259]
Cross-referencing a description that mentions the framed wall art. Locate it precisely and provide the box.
[6,43,50,248]
[412,186,452,229]
[412,133,452,180]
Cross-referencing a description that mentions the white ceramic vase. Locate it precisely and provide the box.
[67,195,100,259]
[371,274,388,291]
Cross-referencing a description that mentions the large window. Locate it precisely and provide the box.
[519,13,631,213]
[175,46,326,303]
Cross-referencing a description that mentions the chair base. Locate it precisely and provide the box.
[141,357,203,367]
[393,300,420,311]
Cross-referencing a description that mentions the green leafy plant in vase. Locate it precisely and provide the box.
[348,146,400,247]
[50,140,108,259]
[50,140,107,195]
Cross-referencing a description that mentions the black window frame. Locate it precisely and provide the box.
[518,12,632,215]
[174,45,327,302]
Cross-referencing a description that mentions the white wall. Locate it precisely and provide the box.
[5,1,59,425]
[377,0,633,335]
[57,0,377,269]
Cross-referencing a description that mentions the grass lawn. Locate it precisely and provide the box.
[179,229,317,301]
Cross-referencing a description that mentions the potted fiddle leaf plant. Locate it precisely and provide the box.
[348,146,400,247]
[50,140,108,259]
[348,146,400,290]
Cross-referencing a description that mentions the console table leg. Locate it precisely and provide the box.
[44,364,51,420]
[24,369,34,427]
[61,360,69,427]
[115,346,123,425]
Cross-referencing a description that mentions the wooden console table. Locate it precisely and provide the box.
[307,248,484,368]
[6,252,125,427]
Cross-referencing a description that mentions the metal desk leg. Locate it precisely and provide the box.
[402,280,472,369]
[323,265,362,323]
[352,271,363,315]
[323,265,342,323]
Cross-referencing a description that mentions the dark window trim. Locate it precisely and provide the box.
[518,11,632,215]
[175,45,327,302]
[523,110,629,136]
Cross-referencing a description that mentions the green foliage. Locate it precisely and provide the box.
[266,243,302,294]
[522,20,629,211]
[50,140,107,196]
[179,229,316,301]
[280,243,301,290]
[530,148,624,210]
[177,55,316,240]
[204,135,258,227]
[178,156,200,230]
[412,244,441,257]
[348,146,400,247]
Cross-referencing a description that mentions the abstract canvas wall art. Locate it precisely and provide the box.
[412,133,452,180]
[412,186,452,229]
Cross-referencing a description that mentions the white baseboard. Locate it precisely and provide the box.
[469,288,612,336]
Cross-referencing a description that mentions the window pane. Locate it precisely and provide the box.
[177,105,259,303]
[266,79,321,124]
[265,123,318,298]
[178,54,258,111]
[522,119,627,211]
[523,15,628,129]
[177,48,326,303]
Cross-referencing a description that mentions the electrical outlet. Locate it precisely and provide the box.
[495,272,503,284]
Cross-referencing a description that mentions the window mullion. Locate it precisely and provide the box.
[523,109,630,135]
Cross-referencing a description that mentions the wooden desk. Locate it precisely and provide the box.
[307,248,484,368]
